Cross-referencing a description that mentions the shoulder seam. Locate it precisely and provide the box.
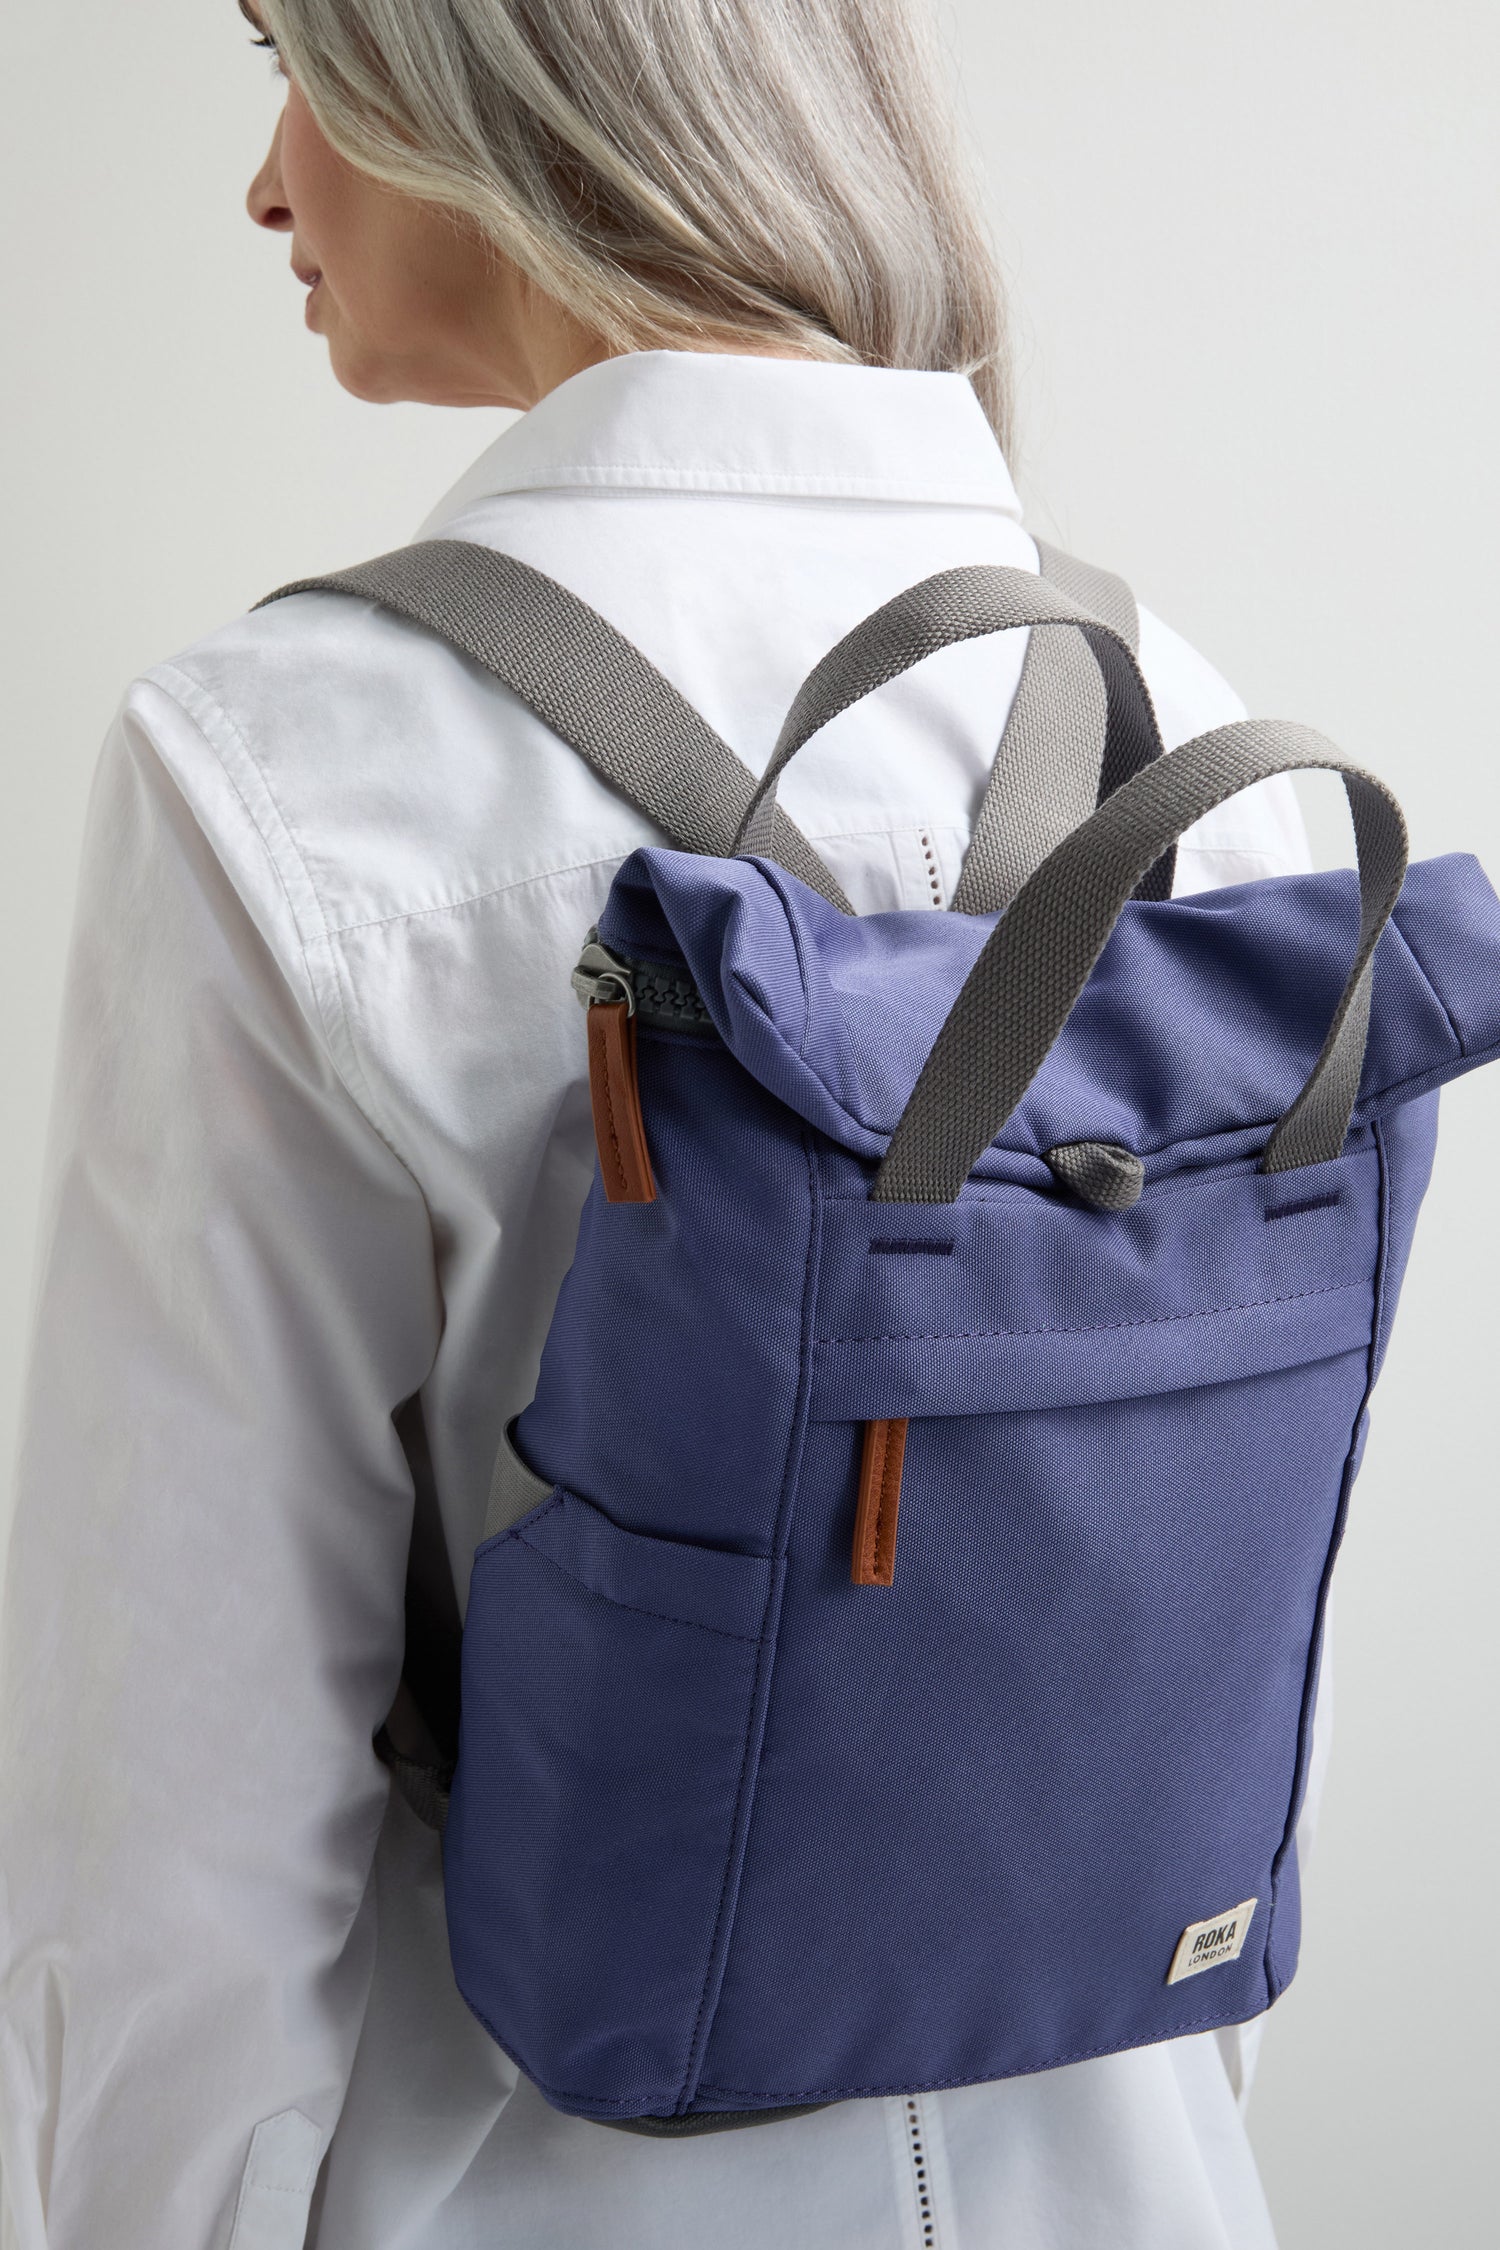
[320,817,934,941]
[140,663,424,1179]
[147,661,330,952]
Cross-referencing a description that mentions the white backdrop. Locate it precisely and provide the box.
[2,4,1495,2243]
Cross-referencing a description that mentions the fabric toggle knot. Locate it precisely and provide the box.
[1044,1141,1145,1212]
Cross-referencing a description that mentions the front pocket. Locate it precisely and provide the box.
[698,1346,1373,2103]
[444,1489,781,2120]
[811,1148,1383,1422]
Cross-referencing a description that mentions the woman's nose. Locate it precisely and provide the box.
[247,112,293,232]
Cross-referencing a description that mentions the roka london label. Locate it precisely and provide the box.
[1166,1898,1258,1985]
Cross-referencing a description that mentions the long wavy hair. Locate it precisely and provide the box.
[261,0,1014,448]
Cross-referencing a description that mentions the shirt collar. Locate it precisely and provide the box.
[416,350,1023,535]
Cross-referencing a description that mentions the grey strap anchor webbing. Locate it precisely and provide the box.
[256,541,855,916]
[1029,540,1140,650]
[703,536,1152,914]
[952,541,1155,913]
[734,563,1173,904]
[873,721,1409,1203]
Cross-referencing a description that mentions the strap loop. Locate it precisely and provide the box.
[732,565,1171,902]
[872,721,1409,1203]
[951,543,1150,915]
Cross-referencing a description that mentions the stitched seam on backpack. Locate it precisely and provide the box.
[872,1425,900,1580]
[870,1425,890,1575]
[455,1990,671,2112]
[450,1993,1253,2112]
[1388,912,1466,1056]
[816,1277,1365,1346]
[596,1028,628,1198]
[675,1128,822,2114]
[675,1571,782,2108]
[509,1511,766,1643]
[753,859,817,1066]
[460,1988,1264,2114]
[880,1436,900,1570]
[695,2000,1273,2100]
[1262,1120,1391,1990]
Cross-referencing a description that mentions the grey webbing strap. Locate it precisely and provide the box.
[1031,540,1139,650]
[732,569,1166,895]
[872,720,1409,1203]
[1032,545,1165,816]
[950,544,1147,915]
[376,1735,451,1834]
[951,628,1109,914]
[255,540,854,916]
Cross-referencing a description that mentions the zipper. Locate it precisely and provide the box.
[572,932,716,1035]
[572,932,716,1206]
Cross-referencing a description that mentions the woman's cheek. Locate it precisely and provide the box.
[278,83,356,265]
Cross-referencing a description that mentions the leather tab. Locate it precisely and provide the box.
[851,1419,908,1587]
[587,1002,657,1204]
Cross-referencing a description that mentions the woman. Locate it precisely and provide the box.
[0,3,1312,2245]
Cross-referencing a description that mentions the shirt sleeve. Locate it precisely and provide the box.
[0,687,442,2248]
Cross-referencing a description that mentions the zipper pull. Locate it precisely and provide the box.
[572,934,656,1205]
[852,1419,908,1586]
[571,934,638,1015]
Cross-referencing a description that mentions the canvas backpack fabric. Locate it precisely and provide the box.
[258,544,1500,2136]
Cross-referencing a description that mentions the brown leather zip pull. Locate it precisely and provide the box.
[587,1001,657,1204]
[851,1418,908,1587]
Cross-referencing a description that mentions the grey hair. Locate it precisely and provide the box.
[260,0,1013,448]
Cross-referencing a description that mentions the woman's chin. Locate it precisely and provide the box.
[323,331,406,405]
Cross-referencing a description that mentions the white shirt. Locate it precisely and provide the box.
[0,352,1314,2250]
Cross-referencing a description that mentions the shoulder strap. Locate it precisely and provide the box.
[1032,540,1140,647]
[255,540,855,916]
[731,553,1173,911]
[951,541,1172,913]
[257,537,1163,922]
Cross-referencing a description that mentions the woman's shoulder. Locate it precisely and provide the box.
[1135,604,1247,746]
[117,542,1310,956]
[124,561,653,953]
[1133,604,1313,886]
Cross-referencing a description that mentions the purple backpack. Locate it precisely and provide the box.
[260,543,1500,2135]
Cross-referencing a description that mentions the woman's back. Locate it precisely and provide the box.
[1,347,1310,2247]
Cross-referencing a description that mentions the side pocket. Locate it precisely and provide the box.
[483,1416,556,1538]
[1264,1401,1367,2000]
[445,1491,780,2119]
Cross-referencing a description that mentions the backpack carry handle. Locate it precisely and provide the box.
[733,565,1170,893]
[872,720,1409,1203]
[950,542,1153,916]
